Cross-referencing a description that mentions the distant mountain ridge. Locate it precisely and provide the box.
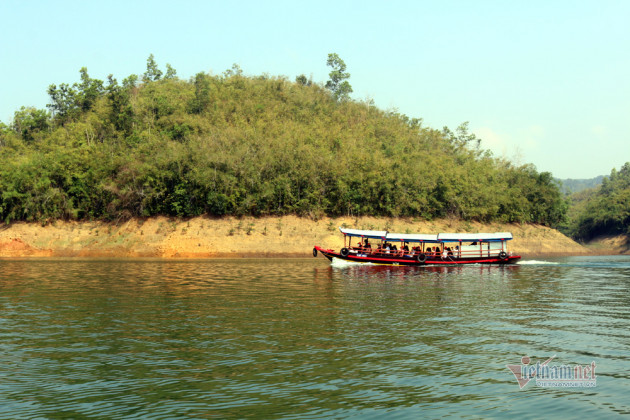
[556,176,604,195]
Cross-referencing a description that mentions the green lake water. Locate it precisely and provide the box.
[1,256,629,418]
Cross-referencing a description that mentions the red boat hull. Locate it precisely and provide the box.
[313,246,521,265]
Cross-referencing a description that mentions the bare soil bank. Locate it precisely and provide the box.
[0,215,593,258]
[584,234,630,255]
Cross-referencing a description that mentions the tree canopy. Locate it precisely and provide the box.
[0,54,567,227]
[564,163,630,240]
[325,53,352,101]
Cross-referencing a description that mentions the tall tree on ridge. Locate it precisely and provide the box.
[325,53,352,101]
[143,54,163,82]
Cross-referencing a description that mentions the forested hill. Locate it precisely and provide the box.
[0,56,566,226]
[564,163,630,240]
[556,176,604,195]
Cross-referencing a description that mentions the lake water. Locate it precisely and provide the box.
[1,256,629,418]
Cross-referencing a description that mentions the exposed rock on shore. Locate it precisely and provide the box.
[0,216,590,258]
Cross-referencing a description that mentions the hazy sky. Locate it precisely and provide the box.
[1,0,628,178]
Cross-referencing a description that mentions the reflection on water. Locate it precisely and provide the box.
[0,257,629,418]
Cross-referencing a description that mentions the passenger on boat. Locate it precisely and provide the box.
[435,246,442,257]
[393,243,401,257]
[385,243,391,254]
[447,247,454,257]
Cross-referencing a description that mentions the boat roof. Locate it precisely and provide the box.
[437,232,513,242]
[339,227,513,242]
[386,232,439,242]
[339,227,387,239]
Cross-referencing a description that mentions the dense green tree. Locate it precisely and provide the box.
[568,163,630,240]
[295,74,312,86]
[143,54,163,82]
[47,83,79,123]
[123,74,138,89]
[442,122,481,150]
[46,68,104,125]
[76,67,104,111]
[0,60,567,227]
[165,63,177,79]
[0,122,12,148]
[189,72,211,114]
[106,75,135,134]
[223,63,243,78]
[325,53,352,101]
[11,107,49,142]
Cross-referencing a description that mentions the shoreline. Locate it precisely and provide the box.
[0,252,624,260]
[0,215,614,259]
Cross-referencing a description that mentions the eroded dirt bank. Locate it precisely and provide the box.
[584,234,630,255]
[0,215,591,258]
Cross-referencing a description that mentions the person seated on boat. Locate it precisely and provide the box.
[447,247,454,256]
[455,245,460,257]
[376,243,383,255]
[356,241,363,251]
[384,243,391,254]
[415,245,421,255]
[363,239,372,254]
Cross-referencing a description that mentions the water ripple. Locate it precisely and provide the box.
[0,257,629,417]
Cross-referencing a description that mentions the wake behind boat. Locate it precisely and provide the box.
[313,227,521,266]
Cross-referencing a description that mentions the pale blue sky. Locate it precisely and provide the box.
[1,0,628,178]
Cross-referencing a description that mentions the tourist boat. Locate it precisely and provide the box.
[313,227,521,265]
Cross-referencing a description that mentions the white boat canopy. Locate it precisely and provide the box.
[340,228,513,242]
[437,232,513,242]
[385,232,439,243]
[339,227,387,239]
